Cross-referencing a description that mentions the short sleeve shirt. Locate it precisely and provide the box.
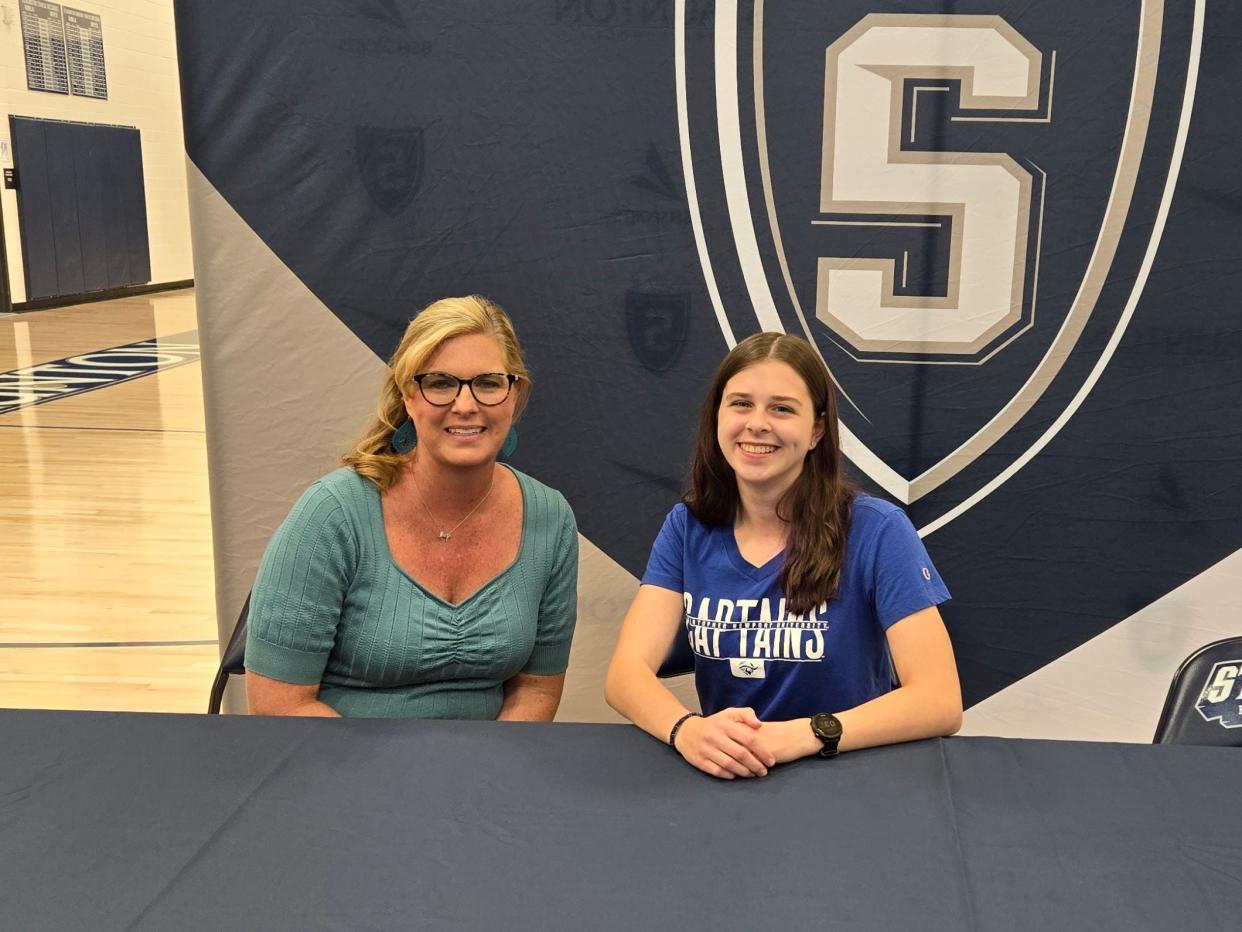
[641,495,949,719]
[246,467,578,719]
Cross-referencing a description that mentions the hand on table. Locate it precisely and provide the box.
[756,718,821,765]
[674,707,777,779]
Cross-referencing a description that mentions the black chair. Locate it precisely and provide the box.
[207,595,251,714]
[657,629,695,679]
[1153,636,1242,746]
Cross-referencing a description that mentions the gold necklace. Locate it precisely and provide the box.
[412,470,495,542]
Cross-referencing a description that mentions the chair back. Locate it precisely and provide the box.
[1153,636,1242,745]
[207,595,251,714]
[657,629,695,679]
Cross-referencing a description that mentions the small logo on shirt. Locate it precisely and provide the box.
[922,567,932,581]
[730,658,766,679]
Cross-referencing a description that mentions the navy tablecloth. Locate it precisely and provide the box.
[1,709,1238,930]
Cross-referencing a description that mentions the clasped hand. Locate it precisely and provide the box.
[673,708,810,779]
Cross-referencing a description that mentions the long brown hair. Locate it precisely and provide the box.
[685,332,854,614]
[342,295,532,491]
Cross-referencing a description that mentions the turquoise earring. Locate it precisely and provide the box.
[391,419,417,454]
[502,426,518,458]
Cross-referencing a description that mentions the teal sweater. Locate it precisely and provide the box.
[246,466,578,719]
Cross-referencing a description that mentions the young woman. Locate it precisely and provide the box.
[605,333,961,778]
[245,295,578,719]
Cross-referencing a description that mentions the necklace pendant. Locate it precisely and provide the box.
[437,531,452,542]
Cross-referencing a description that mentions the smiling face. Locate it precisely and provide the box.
[716,359,825,498]
[403,332,515,471]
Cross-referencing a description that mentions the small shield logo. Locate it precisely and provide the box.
[626,290,690,373]
[356,127,423,216]
[356,0,408,28]
[631,141,682,200]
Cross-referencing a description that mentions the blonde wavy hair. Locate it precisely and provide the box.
[343,295,532,491]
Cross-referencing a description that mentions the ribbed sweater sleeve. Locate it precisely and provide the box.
[245,479,359,685]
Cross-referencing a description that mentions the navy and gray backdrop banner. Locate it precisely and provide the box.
[175,0,1240,735]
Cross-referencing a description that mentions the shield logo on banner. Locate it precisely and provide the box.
[627,290,691,373]
[356,126,423,216]
[356,0,408,28]
[680,1,1187,532]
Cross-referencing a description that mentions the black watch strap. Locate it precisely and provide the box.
[810,712,843,758]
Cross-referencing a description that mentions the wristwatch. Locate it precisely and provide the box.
[810,712,843,758]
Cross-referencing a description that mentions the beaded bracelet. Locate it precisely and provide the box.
[668,711,702,748]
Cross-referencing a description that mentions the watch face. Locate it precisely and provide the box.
[813,713,842,740]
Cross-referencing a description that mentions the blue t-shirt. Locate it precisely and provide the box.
[641,495,949,720]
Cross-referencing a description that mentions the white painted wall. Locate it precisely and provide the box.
[0,0,191,304]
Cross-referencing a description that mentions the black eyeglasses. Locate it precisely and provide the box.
[411,372,518,406]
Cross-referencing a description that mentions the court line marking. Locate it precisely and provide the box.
[0,424,206,434]
[0,640,219,649]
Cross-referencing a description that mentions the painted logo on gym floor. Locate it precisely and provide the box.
[0,332,200,414]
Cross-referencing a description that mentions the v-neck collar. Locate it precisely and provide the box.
[372,463,529,609]
[721,522,783,581]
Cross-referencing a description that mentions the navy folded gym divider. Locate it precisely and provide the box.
[9,116,151,301]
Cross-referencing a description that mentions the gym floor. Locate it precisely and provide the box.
[0,288,218,712]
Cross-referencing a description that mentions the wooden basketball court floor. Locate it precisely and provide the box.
[0,288,219,713]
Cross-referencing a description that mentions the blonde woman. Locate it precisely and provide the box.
[246,296,578,719]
